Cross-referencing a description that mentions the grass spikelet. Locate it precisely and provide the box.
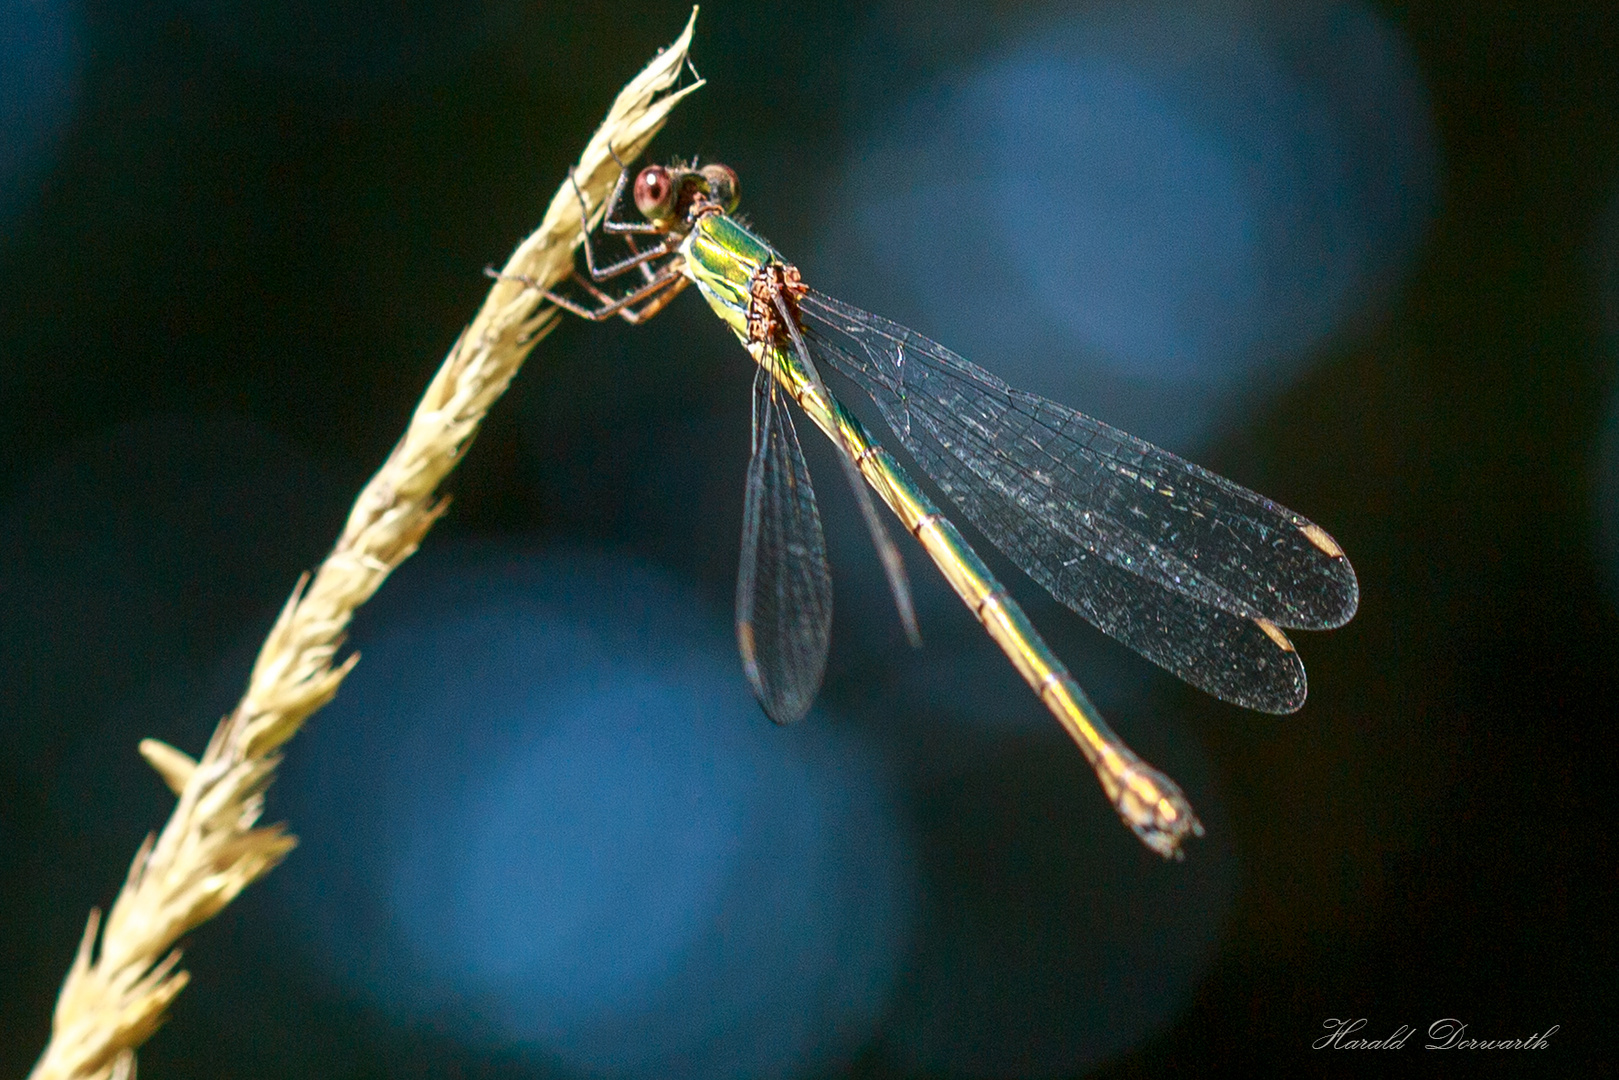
[26,11,704,1078]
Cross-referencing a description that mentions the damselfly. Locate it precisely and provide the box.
[517,158,1359,858]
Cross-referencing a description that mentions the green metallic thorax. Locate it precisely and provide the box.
[679,212,782,340]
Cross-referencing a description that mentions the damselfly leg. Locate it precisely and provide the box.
[486,165,689,323]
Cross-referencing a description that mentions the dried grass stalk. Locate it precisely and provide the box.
[27,12,703,1079]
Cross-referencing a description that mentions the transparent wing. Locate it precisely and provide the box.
[770,286,921,649]
[799,291,1358,629]
[798,292,1355,712]
[736,366,833,725]
[951,478,1308,712]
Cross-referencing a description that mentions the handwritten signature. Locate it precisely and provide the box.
[1314,1018,1558,1050]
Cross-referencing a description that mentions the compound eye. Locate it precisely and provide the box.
[633,165,675,221]
[699,164,740,211]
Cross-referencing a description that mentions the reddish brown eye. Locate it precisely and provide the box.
[633,165,674,220]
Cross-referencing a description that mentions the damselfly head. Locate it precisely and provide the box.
[633,161,740,228]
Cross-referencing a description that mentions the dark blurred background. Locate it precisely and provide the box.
[1,0,1612,1075]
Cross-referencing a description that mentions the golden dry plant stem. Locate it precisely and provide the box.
[26,12,704,1080]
